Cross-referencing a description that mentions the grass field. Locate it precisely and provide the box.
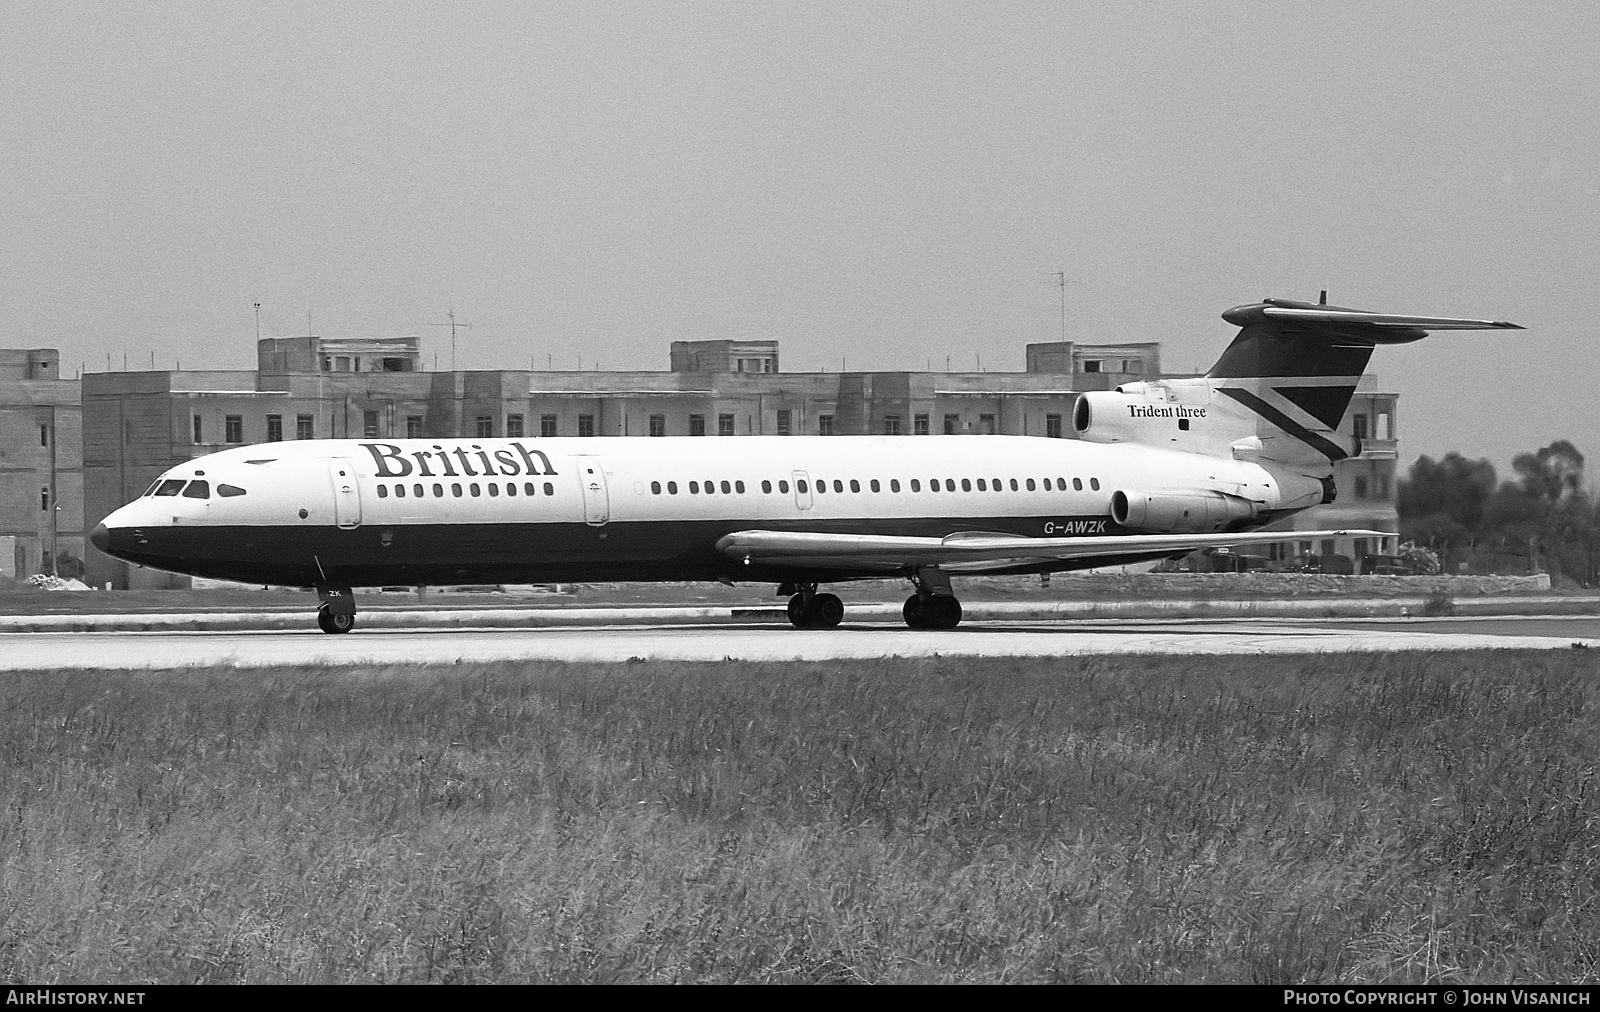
[3,651,1598,983]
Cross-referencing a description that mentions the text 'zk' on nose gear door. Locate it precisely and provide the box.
[578,456,609,526]
[329,458,361,529]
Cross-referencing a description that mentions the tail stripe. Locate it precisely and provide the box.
[1216,388,1350,462]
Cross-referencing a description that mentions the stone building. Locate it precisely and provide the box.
[0,349,83,581]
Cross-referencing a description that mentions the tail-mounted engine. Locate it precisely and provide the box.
[1112,489,1260,533]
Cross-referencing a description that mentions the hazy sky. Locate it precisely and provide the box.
[3,2,1595,478]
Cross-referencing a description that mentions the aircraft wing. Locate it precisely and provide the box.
[716,528,1386,574]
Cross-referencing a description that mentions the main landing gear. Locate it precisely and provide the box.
[784,583,844,629]
[316,585,356,634]
[902,567,962,630]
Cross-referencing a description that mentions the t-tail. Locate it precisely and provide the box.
[1073,295,1522,504]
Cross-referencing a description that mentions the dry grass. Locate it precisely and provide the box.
[3,651,1598,983]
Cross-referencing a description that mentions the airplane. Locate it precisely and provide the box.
[90,296,1521,634]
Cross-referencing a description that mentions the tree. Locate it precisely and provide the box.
[1398,453,1497,571]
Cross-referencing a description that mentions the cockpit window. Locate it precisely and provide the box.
[143,480,162,497]
[217,484,247,497]
[182,481,210,499]
[153,479,186,496]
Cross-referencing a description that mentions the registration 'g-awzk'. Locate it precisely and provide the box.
[91,297,1520,633]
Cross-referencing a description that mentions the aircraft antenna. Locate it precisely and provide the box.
[429,309,472,372]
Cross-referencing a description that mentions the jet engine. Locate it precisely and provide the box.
[1111,489,1260,533]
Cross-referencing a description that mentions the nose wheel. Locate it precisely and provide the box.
[315,584,357,634]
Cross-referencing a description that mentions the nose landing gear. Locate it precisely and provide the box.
[315,585,357,634]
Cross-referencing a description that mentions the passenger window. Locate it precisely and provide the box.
[667,481,678,494]
[850,479,860,493]
[1042,478,1052,491]
[1026,478,1035,491]
[182,481,210,499]
[394,484,406,498]
[779,480,790,493]
[890,479,900,492]
[1073,478,1083,491]
[1090,478,1100,491]
[217,484,247,498]
[976,479,986,491]
[814,480,824,494]
[1059,476,1068,489]
[721,481,731,494]
[154,479,186,496]
[1009,479,1018,491]
[488,483,499,497]
[506,483,517,496]
[929,479,940,493]
[796,480,808,493]
[761,480,772,493]
[543,482,554,495]
[470,483,480,497]
[452,483,463,497]
[961,479,972,492]
[377,485,389,499]
[525,483,537,496]
[735,480,745,493]
[909,479,920,492]
[993,478,1002,490]
[434,484,444,497]
[836,480,845,493]
[652,481,662,494]
[870,479,880,492]
[413,484,424,497]
[690,481,700,494]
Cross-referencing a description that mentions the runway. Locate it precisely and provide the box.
[3,615,1597,669]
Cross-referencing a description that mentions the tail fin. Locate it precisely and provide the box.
[1204,297,1521,464]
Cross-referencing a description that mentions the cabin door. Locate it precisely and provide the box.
[578,456,610,526]
[791,470,814,511]
[329,458,362,529]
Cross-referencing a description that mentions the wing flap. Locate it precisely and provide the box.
[717,528,1386,571]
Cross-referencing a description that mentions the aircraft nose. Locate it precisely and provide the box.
[90,523,110,552]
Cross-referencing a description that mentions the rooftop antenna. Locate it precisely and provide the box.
[254,302,261,342]
[1319,290,1328,305]
[1050,270,1080,344]
[430,309,471,372]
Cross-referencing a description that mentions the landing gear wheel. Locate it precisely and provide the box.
[787,594,809,628]
[904,595,960,629]
[903,594,928,629]
[317,608,355,634]
[812,593,844,629]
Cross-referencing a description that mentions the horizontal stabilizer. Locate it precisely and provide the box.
[718,528,1385,573]
[1258,306,1524,331]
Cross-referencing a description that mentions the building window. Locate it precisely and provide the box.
[1046,413,1062,438]
[475,416,493,438]
[689,414,706,436]
[407,415,424,438]
[883,414,902,435]
[914,414,929,435]
[1352,414,1369,440]
[193,414,203,443]
[1354,476,1368,499]
[1083,360,1101,373]
[718,414,734,436]
[365,410,381,438]
[776,410,791,436]
[978,413,995,434]
[943,414,960,434]
[40,486,49,511]
[541,415,558,437]
[336,356,350,372]
[818,414,834,436]
[296,414,314,440]
[225,415,243,443]
[266,415,283,442]
[39,424,49,448]
[649,414,665,437]
[1376,410,1391,440]
[578,414,595,437]
[506,414,524,438]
